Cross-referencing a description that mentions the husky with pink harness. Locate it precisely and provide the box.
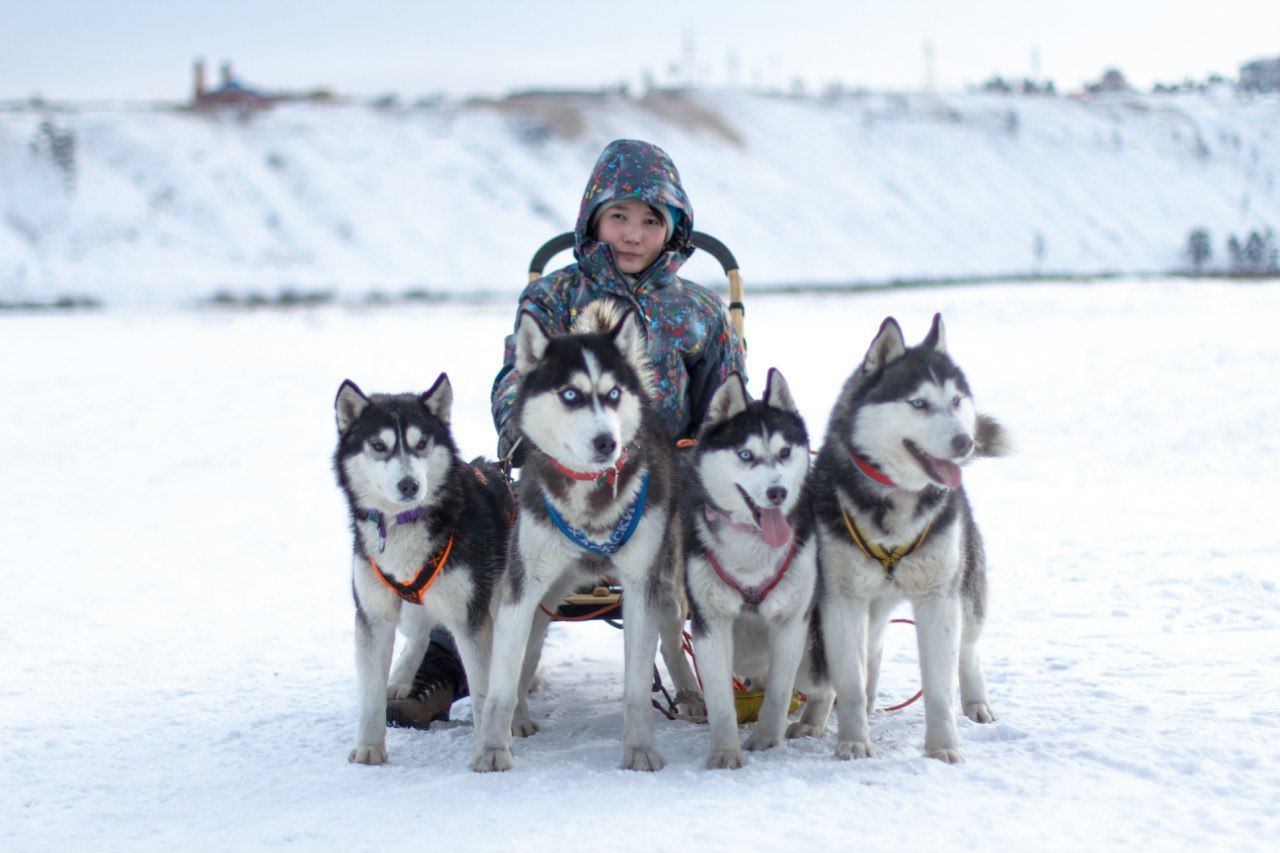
[682,368,819,769]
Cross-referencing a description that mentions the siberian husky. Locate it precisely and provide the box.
[471,302,698,772]
[795,314,1009,763]
[334,376,515,765]
[683,368,819,769]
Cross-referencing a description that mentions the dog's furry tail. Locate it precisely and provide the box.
[572,299,658,399]
[571,299,626,335]
[974,413,1013,458]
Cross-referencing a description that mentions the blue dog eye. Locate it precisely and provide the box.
[607,388,621,402]
[561,389,579,403]
[909,399,927,410]
[738,450,754,462]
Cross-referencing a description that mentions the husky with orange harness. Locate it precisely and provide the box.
[682,367,820,769]
[333,376,517,765]
[794,314,1010,764]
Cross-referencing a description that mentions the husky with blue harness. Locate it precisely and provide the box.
[472,300,694,772]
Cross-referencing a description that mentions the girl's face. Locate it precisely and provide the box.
[595,200,668,274]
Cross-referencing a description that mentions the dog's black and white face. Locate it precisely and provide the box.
[850,314,979,491]
[334,375,456,510]
[697,369,810,547]
[513,309,646,472]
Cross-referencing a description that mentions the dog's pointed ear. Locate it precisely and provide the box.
[610,306,644,363]
[421,372,453,425]
[515,310,551,377]
[862,317,906,375]
[921,313,948,354]
[335,380,370,433]
[707,372,750,426]
[762,367,799,414]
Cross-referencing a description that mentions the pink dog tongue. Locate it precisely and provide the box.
[935,460,963,489]
[759,507,792,548]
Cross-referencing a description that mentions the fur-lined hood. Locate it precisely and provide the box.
[573,139,695,284]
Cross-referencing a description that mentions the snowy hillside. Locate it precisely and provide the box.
[3,87,1279,305]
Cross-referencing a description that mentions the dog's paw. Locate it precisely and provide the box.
[834,740,871,760]
[621,746,666,772]
[348,744,389,765]
[386,682,412,700]
[674,688,707,718]
[926,747,965,764]
[511,718,539,738]
[964,702,996,724]
[470,747,514,773]
[706,749,746,770]
[786,721,826,739]
[744,729,781,752]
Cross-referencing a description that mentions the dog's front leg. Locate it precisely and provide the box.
[864,597,897,714]
[913,593,963,763]
[825,592,872,760]
[657,589,703,716]
[959,608,994,724]
[619,586,664,771]
[512,602,555,738]
[387,606,434,699]
[745,614,807,753]
[695,615,742,769]
[351,590,398,765]
[471,592,539,772]
[451,621,491,735]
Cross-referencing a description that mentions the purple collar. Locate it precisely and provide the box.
[363,506,427,553]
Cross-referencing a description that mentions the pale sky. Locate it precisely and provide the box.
[2,0,1277,102]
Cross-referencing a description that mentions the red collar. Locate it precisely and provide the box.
[547,446,630,489]
[849,448,897,487]
[706,538,798,606]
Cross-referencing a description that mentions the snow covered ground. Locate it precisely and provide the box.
[2,278,1279,852]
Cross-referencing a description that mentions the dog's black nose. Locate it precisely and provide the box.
[398,477,420,499]
[592,433,617,457]
[952,434,974,456]
[766,486,787,505]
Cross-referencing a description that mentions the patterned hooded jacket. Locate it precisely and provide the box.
[490,139,747,458]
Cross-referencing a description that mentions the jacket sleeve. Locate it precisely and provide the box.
[490,272,576,458]
[682,291,748,438]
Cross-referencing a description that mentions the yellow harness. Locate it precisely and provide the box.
[839,503,932,576]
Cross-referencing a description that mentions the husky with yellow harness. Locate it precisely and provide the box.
[793,314,1010,764]
[333,377,517,765]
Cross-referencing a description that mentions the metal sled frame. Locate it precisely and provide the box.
[527,230,746,622]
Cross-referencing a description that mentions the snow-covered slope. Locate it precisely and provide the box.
[3,87,1278,305]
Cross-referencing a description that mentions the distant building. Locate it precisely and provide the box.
[1239,56,1280,93]
[1086,68,1133,94]
[191,59,272,110]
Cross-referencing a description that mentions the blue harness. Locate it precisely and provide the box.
[544,474,650,556]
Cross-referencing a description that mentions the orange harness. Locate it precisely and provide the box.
[367,533,454,605]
